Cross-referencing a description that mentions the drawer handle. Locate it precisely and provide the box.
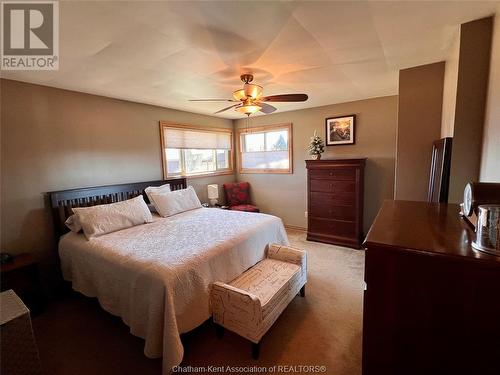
[329,172,333,176]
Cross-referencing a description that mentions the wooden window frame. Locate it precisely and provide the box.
[159,121,234,179]
[237,123,293,174]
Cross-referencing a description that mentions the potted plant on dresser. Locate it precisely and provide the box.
[308,130,325,160]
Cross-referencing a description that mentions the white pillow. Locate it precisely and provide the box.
[65,214,82,232]
[148,186,202,217]
[72,195,153,240]
[145,183,171,212]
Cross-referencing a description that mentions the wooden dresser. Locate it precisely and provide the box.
[306,158,365,249]
[363,201,500,375]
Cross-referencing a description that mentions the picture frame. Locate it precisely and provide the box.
[325,114,356,146]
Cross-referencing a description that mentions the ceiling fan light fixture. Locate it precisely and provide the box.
[243,83,263,99]
[232,89,246,101]
[192,73,308,115]
[236,104,261,115]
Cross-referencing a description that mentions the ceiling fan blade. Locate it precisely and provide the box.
[258,102,277,114]
[214,104,240,114]
[189,99,238,102]
[260,94,308,102]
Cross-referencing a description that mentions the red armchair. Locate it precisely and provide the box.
[222,182,260,213]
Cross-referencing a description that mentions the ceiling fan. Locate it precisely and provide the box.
[190,74,308,116]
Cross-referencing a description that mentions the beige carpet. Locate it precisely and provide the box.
[32,230,365,375]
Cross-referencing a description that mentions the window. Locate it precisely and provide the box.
[238,123,292,174]
[160,122,233,178]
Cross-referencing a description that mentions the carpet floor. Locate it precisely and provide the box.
[31,230,365,375]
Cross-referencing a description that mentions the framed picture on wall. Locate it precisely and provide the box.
[325,115,356,146]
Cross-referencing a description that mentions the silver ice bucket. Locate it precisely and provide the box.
[472,205,500,256]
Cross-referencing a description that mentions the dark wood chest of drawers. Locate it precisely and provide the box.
[306,158,365,249]
[363,201,500,375]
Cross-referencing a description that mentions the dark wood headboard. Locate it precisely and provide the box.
[48,178,187,237]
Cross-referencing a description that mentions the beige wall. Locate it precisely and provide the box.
[480,13,500,182]
[234,96,398,234]
[395,62,445,201]
[1,79,398,262]
[0,79,234,258]
[449,17,493,202]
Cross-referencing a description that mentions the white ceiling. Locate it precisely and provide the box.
[2,1,498,119]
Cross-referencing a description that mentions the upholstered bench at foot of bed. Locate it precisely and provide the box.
[210,243,307,359]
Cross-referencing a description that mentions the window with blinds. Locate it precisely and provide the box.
[160,122,233,178]
[237,123,293,174]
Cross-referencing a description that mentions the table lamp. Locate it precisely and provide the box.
[207,184,219,206]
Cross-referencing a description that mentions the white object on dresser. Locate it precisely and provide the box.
[0,290,42,375]
[210,243,307,359]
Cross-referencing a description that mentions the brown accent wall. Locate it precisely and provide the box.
[394,62,445,201]
[441,32,460,138]
[0,79,234,258]
[481,14,500,182]
[234,96,398,234]
[449,17,493,201]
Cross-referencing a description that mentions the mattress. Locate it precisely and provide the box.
[59,207,288,373]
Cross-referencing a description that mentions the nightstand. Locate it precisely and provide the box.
[1,254,44,315]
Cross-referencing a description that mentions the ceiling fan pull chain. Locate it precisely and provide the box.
[246,114,250,132]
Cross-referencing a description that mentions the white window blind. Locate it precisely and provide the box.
[160,123,233,178]
[238,124,292,173]
[164,128,231,150]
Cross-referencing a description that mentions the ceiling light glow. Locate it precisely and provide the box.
[236,104,261,115]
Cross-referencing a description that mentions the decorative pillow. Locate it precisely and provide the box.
[148,186,202,217]
[72,195,153,240]
[145,183,171,211]
[65,214,82,232]
[223,182,250,206]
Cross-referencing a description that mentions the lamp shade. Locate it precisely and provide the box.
[236,104,261,115]
[207,184,219,200]
[243,83,263,99]
[233,89,246,101]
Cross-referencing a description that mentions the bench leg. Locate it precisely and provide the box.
[251,342,260,360]
[300,285,306,297]
[215,324,224,339]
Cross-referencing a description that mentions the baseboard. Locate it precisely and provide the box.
[306,232,362,249]
[284,224,307,232]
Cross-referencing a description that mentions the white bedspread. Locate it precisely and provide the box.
[59,207,288,373]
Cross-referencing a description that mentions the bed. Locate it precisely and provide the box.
[48,178,289,373]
